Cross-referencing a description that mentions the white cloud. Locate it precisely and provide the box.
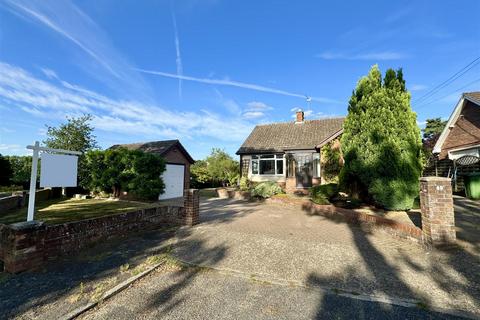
[246,101,273,111]
[0,61,254,143]
[39,67,58,80]
[4,0,153,101]
[410,84,428,91]
[316,51,408,61]
[135,68,339,103]
[242,111,265,119]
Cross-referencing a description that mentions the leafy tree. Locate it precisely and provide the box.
[5,156,33,188]
[44,114,98,188]
[85,148,165,200]
[190,160,210,188]
[0,154,13,186]
[190,149,239,187]
[340,65,422,210]
[205,148,239,187]
[422,118,447,154]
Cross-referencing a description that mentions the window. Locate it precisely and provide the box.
[251,154,284,175]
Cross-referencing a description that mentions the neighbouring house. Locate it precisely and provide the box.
[111,140,194,199]
[236,110,344,193]
[427,92,480,191]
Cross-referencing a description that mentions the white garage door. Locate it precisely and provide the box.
[159,164,185,200]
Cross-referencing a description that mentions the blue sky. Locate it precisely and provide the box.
[0,0,479,159]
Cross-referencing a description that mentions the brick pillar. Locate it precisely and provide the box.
[183,189,199,226]
[419,177,456,246]
[1,221,46,273]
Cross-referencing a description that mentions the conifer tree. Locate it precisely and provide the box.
[340,65,422,210]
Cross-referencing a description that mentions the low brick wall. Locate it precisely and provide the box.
[216,188,251,200]
[0,189,199,273]
[0,195,23,213]
[267,196,423,243]
[0,188,61,214]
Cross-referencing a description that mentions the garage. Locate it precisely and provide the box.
[110,140,195,200]
[159,164,185,200]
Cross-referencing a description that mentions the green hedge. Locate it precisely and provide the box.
[310,183,339,205]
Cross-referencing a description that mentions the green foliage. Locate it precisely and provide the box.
[190,160,210,188]
[310,183,339,202]
[311,192,330,205]
[251,181,283,198]
[239,176,250,191]
[422,118,447,154]
[191,149,239,187]
[0,154,13,186]
[5,156,32,188]
[85,148,165,200]
[340,65,422,210]
[321,139,343,183]
[44,114,98,188]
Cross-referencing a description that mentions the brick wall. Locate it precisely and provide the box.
[0,195,23,213]
[0,189,200,273]
[419,177,456,246]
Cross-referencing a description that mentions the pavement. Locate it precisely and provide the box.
[82,197,480,319]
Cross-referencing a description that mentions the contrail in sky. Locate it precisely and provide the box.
[135,68,339,103]
[170,3,183,100]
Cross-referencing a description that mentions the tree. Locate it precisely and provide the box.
[340,65,422,210]
[205,149,239,187]
[190,160,210,188]
[44,114,98,188]
[85,148,165,200]
[5,156,33,188]
[0,154,13,186]
[422,118,447,154]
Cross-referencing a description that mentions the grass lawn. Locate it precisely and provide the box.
[0,198,157,225]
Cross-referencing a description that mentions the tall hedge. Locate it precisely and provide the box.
[340,65,422,210]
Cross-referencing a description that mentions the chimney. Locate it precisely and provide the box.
[295,109,304,123]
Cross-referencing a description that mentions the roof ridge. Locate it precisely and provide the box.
[255,116,345,127]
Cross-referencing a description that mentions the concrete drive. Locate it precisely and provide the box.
[174,198,479,316]
[84,198,479,319]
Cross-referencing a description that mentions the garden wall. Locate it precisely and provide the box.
[0,188,61,213]
[0,189,199,273]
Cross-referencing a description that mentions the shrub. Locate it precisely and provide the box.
[239,176,249,191]
[369,179,416,210]
[251,181,283,198]
[311,192,330,205]
[312,184,338,200]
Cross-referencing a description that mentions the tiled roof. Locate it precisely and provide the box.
[464,91,480,105]
[110,139,194,163]
[236,117,345,154]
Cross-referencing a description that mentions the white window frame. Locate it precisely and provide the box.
[251,154,284,176]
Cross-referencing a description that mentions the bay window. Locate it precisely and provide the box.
[251,154,284,175]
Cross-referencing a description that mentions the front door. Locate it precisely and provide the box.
[295,155,313,188]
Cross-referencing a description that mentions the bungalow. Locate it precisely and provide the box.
[111,140,194,199]
[236,110,344,193]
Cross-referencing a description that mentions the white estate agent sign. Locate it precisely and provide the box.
[40,153,78,187]
[26,141,82,222]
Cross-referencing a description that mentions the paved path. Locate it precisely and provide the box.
[454,195,480,245]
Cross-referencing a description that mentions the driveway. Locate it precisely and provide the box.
[83,198,479,319]
[172,198,479,316]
